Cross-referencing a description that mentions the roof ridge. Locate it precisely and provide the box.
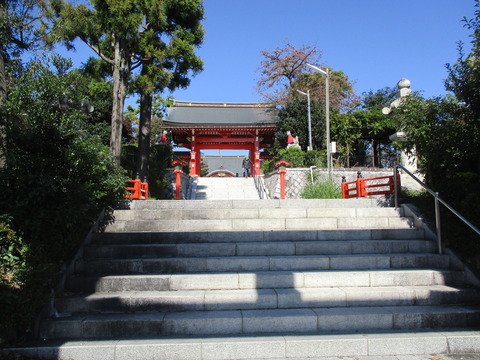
[173,100,273,108]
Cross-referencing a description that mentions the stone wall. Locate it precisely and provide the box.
[164,171,190,200]
[263,168,394,199]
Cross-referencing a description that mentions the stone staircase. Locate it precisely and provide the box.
[194,177,260,200]
[7,199,480,359]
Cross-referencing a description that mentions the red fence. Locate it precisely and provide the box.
[342,173,400,199]
[123,179,149,200]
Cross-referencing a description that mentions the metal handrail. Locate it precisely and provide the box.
[187,175,198,200]
[393,163,480,254]
[253,173,269,199]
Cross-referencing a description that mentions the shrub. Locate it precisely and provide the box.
[304,149,326,168]
[0,57,128,344]
[302,178,342,199]
[277,147,305,167]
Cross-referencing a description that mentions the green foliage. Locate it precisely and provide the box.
[302,178,341,199]
[278,147,305,167]
[46,0,205,169]
[261,148,326,174]
[391,94,480,194]
[261,158,275,174]
[304,149,326,168]
[330,87,397,168]
[388,1,480,267]
[275,87,397,168]
[0,56,128,344]
[277,97,325,151]
[0,216,26,274]
[361,86,397,110]
[293,69,359,112]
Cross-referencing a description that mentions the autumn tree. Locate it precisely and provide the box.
[256,39,322,104]
[256,39,358,111]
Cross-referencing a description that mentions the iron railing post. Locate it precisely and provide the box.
[394,165,399,208]
[393,163,480,255]
[435,193,442,254]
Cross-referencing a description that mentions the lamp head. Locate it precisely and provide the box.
[307,63,327,76]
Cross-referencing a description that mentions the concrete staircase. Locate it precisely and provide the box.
[194,177,260,200]
[7,199,480,359]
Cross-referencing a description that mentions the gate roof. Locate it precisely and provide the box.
[164,101,278,127]
[164,101,278,150]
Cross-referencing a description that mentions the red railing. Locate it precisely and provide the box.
[123,179,149,200]
[342,173,400,199]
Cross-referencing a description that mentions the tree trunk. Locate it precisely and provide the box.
[346,143,350,168]
[371,138,376,167]
[137,89,152,181]
[0,50,6,168]
[109,35,129,166]
[0,49,6,106]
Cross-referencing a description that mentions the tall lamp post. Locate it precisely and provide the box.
[307,63,331,178]
[296,89,313,151]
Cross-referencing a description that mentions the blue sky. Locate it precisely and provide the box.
[170,0,475,103]
[61,1,476,156]
[62,1,476,103]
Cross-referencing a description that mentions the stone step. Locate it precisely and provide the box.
[65,269,467,293]
[195,193,260,200]
[84,239,437,259]
[123,198,390,210]
[111,207,404,221]
[39,305,480,339]
[76,254,451,275]
[8,330,480,360]
[55,285,480,314]
[104,216,413,232]
[92,228,426,244]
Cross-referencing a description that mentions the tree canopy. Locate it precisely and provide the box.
[256,39,322,104]
[1,0,46,104]
[257,40,396,167]
[45,0,205,168]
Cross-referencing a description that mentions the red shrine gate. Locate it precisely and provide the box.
[163,101,278,177]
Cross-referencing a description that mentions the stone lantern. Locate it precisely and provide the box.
[383,79,417,174]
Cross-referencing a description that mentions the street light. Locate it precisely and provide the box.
[296,89,313,151]
[307,63,331,178]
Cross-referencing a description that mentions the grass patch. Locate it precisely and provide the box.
[301,178,342,199]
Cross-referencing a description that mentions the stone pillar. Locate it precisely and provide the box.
[384,78,418,173]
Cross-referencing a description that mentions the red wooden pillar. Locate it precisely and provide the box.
[356,172,364,197]
[275,160,291,199]
[172,160,183,200]
[190,130,198,177]
[254,132,261,176]
[196,151,201,177]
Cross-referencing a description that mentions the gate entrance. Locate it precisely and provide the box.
[164,101,279,177]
